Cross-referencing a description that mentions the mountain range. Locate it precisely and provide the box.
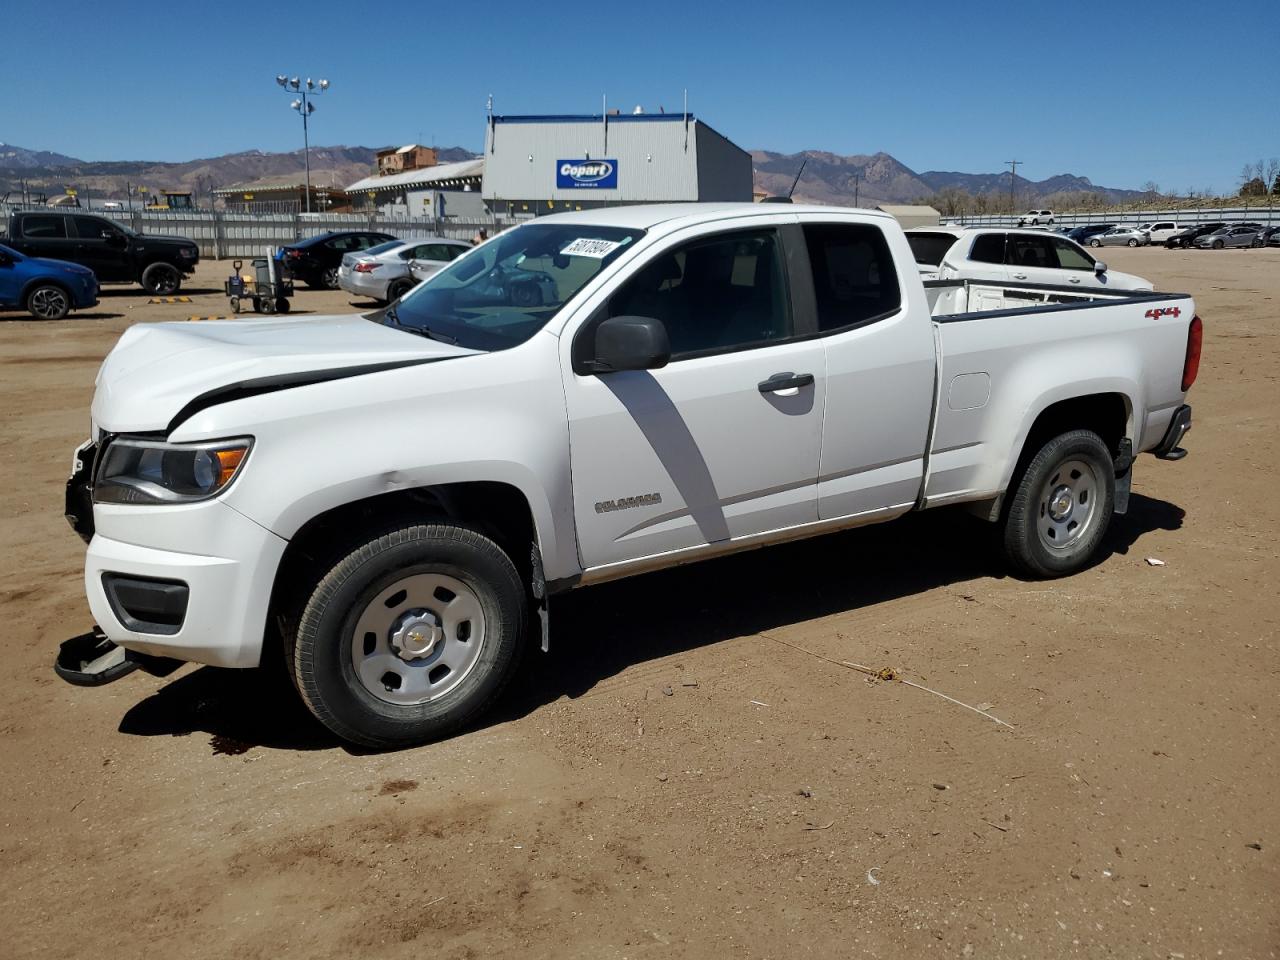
[752,150,1145,207]
[0,144,476,200]
[0,140,1145,206]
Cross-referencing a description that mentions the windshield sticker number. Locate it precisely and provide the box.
[561,238,622,259]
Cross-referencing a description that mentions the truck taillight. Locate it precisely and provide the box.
[354,262,379,273]
[1182,314,1202,392]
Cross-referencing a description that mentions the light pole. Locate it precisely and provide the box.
[275,74,330,214]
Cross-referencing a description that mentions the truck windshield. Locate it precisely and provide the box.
[906,232,958,266]
[379,223,644,351]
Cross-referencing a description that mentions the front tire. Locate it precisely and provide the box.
[1091,239,1102,247]
[292,523,528,749]
[26,284,71,320]
[141,262,181,295]
[1002,430,1115,579]
[1212,240,1224,250]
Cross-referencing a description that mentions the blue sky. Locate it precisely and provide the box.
[5,0,1272,193]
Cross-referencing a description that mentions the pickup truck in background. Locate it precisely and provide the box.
[3,211,199,295]
[60,204,1200,748]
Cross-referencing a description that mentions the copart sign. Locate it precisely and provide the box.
[557,159,618,189]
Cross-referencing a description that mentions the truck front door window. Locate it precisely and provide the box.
[607,229,790,359]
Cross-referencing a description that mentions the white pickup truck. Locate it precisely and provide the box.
[60,204,1201,748]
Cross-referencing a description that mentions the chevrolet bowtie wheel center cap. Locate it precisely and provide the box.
[390,610,444,661]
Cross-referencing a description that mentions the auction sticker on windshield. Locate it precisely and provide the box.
[561,238,623,259]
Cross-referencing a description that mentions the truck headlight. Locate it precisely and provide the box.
[94,437,252,504]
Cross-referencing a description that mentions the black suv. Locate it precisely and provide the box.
[3,211,199,294]
[276,231,398,289]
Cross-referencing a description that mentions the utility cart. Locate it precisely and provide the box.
[224,255,293,314]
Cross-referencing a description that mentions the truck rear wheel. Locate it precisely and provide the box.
[141,262,181,295]
[291,523,527,749]
[1002,430,1115,578]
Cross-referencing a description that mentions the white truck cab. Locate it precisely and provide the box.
[61,204,1200,748]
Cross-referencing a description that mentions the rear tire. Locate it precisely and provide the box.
[291,523,528,749]
[321,266,340,289]
[141,262,181,295]
[1002,430,1115,579]
[386,278,413,302]
[1128,238,1138,247]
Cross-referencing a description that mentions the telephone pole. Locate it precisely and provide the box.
[1005,159,1020,217]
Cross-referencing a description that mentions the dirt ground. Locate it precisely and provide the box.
[2,250,1277,959]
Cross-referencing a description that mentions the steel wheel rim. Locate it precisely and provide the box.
[1037,458,1100,552]
[350,572,486,706]
[30,287,67,318]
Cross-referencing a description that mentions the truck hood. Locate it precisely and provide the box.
[92,313,477,433]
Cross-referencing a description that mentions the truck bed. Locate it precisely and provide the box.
[920,279,1196,508]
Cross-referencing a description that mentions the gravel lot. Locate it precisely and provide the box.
[2,249,1277,958]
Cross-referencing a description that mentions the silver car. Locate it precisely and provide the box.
[1087,226,1149,248]
[338,237,471,303]
[1193,225,1262,250]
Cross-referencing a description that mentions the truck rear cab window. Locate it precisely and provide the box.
[22,215,67,239]
[905,231,956,266]
[969,233,1005,264]
[802,223,900,331]
[608,229,791,359]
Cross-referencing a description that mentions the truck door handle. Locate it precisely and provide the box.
[758,372,814,394]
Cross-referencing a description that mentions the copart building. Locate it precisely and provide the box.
[481,112,752,217]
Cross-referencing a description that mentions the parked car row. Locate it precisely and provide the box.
[0,215,477,319]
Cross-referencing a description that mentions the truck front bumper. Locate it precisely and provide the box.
[1153,404,1192,460]
[83,500,287,669]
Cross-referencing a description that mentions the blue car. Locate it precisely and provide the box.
[0,242,98,319]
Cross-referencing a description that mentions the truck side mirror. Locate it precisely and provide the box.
[587,315,670,373]
[1094,260,1107,275]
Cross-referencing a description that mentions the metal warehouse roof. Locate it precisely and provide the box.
[492,113,697,124]
[346,158,485,193]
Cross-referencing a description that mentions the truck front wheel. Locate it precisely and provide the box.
[291,523,528,749]
[1002,430,1115,578]
[141,262,181,295]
